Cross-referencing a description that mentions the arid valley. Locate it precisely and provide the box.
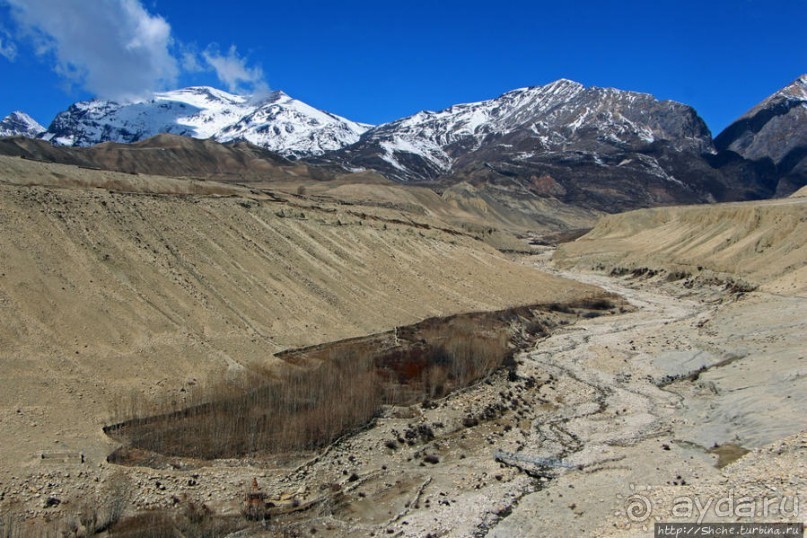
[1,6,806,533]
[0,151,804,536]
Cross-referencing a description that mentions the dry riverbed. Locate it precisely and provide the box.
[2,250,805,537]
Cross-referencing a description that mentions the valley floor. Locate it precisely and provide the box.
[490,253,807,537]
[295,252,805,537]
[2,250,805,537]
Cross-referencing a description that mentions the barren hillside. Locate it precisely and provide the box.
[554,196,807,293]
[0,156,598,487]
[792,184,807,198]
[0,138,599,237]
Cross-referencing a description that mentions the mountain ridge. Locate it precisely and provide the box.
[322,79,714,183]
[714,75,807,195]
[0,111,46,138]
[37,86,370,157]
[3,76,804,216]
[312,79,769,214]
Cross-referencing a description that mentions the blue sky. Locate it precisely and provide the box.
[1,0,805,134]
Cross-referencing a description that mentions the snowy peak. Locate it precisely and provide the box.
[216,90,368,156]
[310,78,752,213]
[0,111,46,138]
[41,86,371,156]
[161,86,247,107]
[330,78,712,183]
[786,74,807,97]
[768,74,807,103]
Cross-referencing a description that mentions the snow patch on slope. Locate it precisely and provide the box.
[0,111,46,138]
[41,86,371,156]
[216,91,368,156]
[344,78,708,182]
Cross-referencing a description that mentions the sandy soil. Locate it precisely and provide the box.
[5,252,802,537]
[0,159,599,533]
[1,160,805,537]
[554,195,807,295]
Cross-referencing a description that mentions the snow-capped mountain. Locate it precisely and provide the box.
[325,79,713,184]
[17,78,783,212]
[41,86,370,157]
[714,75,807,195]
[0,111,46,138]
[215,91,372,156]
[314,79,766,212]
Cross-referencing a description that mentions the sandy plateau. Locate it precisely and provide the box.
[0,157,805,537]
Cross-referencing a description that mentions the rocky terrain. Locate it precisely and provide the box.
[0,154,804,536]
[4,247,803,537]
[715,75,807,196]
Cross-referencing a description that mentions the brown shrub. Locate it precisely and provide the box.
[105,304,554,461]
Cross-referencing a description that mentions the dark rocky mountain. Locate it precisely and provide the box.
[0,111,45,138]
[714,75,807,196]
[317,79,770,213]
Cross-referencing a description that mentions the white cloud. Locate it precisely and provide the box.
[203,45,268,96]
[4,1,271,100]
[0,38,16,61]
[181,50,203,73]
[0,29,17,60]
[6,0,178,101]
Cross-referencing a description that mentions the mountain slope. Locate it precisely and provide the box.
[0,155,598,481]
[214,91,371,156]
[322,79,763,213]
[0,135,596,237]
[41,87,369,157]
[330,80,711,181]
[714,75,807,195]
[0,111,45,138]
[0,132,394,188]
[555,195,807,294]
